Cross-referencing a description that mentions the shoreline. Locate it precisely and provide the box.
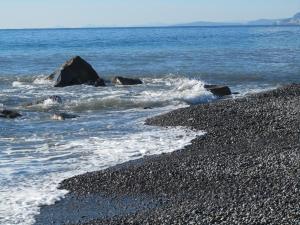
[36,84,300,225]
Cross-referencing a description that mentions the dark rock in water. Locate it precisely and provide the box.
[48,56,105,87]
[143,107,153,110]
[86,78,106,87]
[49,95,62,103]
[24,95,63,107]
[39,95,63,104]
[112,76,143,85]
[204,84,232,96]
[0,110,22,119]
[51,113,79,121]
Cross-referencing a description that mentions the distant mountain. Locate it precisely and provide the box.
[246,19,279,26]
[172,12,300,27]
[174,21,241,27]
[277,12,300,25]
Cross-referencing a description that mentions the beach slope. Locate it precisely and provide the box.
[37,84,300,225]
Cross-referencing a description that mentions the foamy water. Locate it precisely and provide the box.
[0,75,209,225]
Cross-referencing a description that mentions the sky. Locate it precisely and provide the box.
[0,0,299,28]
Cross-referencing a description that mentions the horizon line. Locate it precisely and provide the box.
[1,24,299,31]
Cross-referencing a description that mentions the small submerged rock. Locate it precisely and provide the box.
[112,76,143,85]
[46,95,62,104]
[24,95,63,107]
[51,113,79,121]
[40,95,62,104]
[0,110,22,119]
[48,56,105,87]
[204,84,232,97]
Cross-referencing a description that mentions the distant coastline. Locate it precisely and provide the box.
[173,12,300,27]
[0,12,299,30]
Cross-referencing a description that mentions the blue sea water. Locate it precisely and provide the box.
[0,26,300,225]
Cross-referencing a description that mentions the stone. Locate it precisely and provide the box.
[48,56,105,87]
[112,76,143,85]
[204,84,232,97]
[51,113,79,121]
[0,110,22,119]
[24,95,63,107]
[86,78,106,87]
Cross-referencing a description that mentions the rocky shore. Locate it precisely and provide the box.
[36,84,300,225]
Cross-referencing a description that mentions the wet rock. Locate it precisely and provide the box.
[24,95,63,107]
[204,84,232,96]
[51,113,79,121]
[48,56,105,87]
[112,76,143,85]
[0,110,22,119]
[86,78,106,87]
[37,95,63,105]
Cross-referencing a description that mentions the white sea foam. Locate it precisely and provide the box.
[0,124,204,225]
[42,98,61,108]
[12,81,33,88]
[62,76,214,112]
[141,76,214,105]
[1,75,211,225]
[0,179,68,225]
[7,76,215,113]
[33,76,53,85]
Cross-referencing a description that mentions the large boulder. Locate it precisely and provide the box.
[112,76,143,85]
[48,56,105,87]
[204,84,232,97]
[0,110,22,119]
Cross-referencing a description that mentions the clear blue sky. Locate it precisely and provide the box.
[0,0,299,28]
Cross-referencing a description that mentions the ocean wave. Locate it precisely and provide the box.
[12,81,34,89]
[0,75,211,225]
[33,76,54,85]
[62,76,214,112]
[5,75,215,112]
[0,124,204,225]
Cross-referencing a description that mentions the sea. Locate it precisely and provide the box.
[0,26,300,225]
